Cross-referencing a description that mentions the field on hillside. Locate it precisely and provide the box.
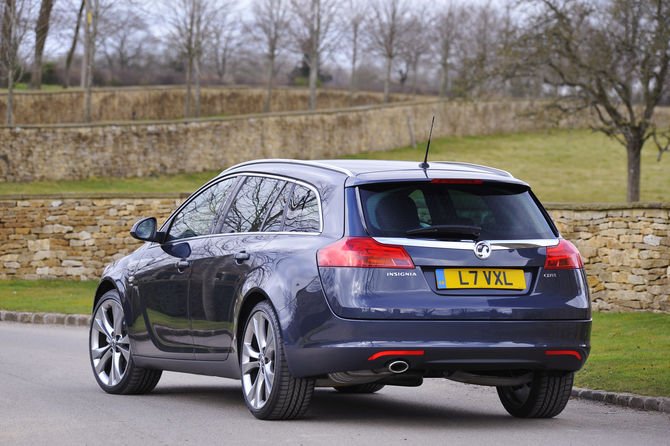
[1,129,668,203]
[344,129,670,203]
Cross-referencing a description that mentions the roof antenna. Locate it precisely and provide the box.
[419,116,435,170]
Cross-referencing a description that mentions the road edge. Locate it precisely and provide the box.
[1,310,91,327]
[2,309,669,414]
[571,387,670,414]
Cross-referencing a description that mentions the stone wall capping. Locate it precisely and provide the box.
[0,192,192,201]
[545,202,670,211]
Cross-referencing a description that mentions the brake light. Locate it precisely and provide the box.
[545,239,584,269]
[318,237,415,269]
[430,179,483,184]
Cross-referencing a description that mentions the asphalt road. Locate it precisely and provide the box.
[1,322,668,446]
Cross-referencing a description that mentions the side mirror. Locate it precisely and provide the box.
[130,217,163,243]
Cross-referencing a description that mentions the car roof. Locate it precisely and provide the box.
[221,159,528,187]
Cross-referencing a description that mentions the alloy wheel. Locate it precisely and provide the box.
[90,298,130,387]
[241,311,276,410]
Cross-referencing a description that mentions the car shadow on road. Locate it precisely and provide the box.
[143,381,567,429]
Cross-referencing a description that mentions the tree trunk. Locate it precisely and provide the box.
[383,56,392,103]
[411,60,418,99]
[626,137,643,202]
[30,0,55,90]
[194,56,201,118]
[185,57,192,118]
[439,62,448,98]
[349,39,357,107]
[63,1,85,89]
[1,0,14,89]
[81,1,90,89]
[6,66,14,125]
[84,0,94,123]
[265,55,275,113]
[309,51,318,110]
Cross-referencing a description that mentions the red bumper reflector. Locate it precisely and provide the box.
[367,350,425,361]
[545,350,582,360]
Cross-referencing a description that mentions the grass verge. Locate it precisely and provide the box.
[0,280,98,315]
[1,280,668,398]
[574,312,670,398]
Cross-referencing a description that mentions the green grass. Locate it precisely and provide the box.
[1,280,668,397]
[345,129,670,203]
[0,280,98,314]
[574,312,670,398]
[0,171,219,195]
[1,82,63,91]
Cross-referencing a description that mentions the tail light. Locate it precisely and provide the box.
[545,239,584,269]
[318,237,415,269]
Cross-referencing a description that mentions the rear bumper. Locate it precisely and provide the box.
[284,318,591,378]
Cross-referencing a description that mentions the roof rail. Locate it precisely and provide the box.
[221,159,354,177]
[432,161,514,178]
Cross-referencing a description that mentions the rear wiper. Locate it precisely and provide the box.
[406,225,481,241]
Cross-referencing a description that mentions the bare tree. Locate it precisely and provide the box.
[367,0,410,103]
[62,0,84,88]
[1,0,35,125]
[211,7,241,84]
[165,0,227,118]
[248,0,289,112]
[399,6,430,98]
[464,2,502,97]
[289,0,341,110]
[29,0,55,89]
[506,0,670,202]
[102,8,149,76]
[434,1,463,98]
[342,0,366,107]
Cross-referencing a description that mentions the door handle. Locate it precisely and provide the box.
[176,259,191,272]
[234,252,251,263]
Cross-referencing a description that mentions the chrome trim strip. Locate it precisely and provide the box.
[373,237,560,250]
[221,159,354,177]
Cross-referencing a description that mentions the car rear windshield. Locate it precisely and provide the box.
[358,181,556,240]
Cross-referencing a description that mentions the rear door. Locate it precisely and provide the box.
[189,175,285,361]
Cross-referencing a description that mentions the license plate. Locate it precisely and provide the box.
[436,268,526,290]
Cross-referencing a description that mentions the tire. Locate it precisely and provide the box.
[89,290,162,395]
[240,301,315,420]
[334,384,385,394]
[496,371,574,418]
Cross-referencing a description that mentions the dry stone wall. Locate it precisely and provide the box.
[0,86,413,125]
[0,195,668,314]
[549,203,670,313]
[1,99,545,183]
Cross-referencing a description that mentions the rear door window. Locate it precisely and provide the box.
[359,181,555,240]
[220,176,285,233]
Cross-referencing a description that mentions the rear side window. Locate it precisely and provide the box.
[359,182,555,240]
[283,185,320,233]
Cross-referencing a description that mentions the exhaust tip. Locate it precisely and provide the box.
[387,360,409,374]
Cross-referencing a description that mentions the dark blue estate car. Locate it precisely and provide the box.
[89,159,591,420]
